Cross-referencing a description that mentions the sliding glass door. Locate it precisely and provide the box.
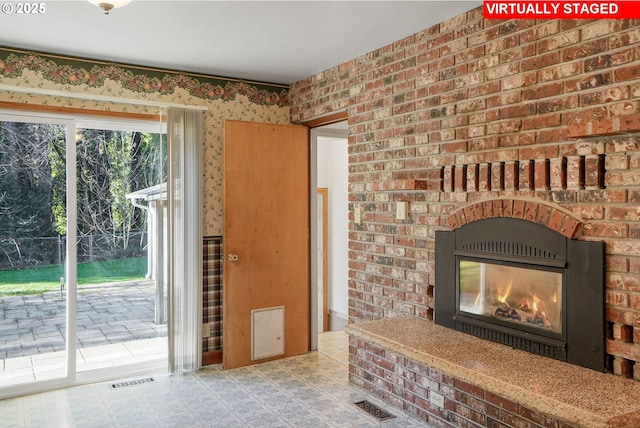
[73,123,167,377]
[0,112,167,397]
[0,117,70,390]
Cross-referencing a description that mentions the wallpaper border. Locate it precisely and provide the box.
[0,46,288,107]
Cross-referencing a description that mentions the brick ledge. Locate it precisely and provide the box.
[346,316,640,428]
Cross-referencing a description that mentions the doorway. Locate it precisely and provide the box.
[310,122,349,352]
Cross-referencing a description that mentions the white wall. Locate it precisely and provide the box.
[317,135,349,320]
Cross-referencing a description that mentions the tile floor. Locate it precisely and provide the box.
[317,329,349,364]
[0,330,432,427]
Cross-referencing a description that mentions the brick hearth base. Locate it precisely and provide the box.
[346,317,640,428]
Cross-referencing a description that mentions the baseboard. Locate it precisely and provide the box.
[202,350,222,366]
[328,310,348,331]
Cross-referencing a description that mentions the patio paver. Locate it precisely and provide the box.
[0,280,167,359]
[0,280,168,386]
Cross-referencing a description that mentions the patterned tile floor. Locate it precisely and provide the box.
[0,331,432,427]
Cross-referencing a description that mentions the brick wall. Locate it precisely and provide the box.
[289,8,640,379]
[350,336,579,428]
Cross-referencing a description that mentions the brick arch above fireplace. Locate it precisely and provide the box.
[447,198,584,239]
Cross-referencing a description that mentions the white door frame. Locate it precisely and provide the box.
[309,125,348,350]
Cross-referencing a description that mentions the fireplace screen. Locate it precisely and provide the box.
[458,259,563,336]
[436,217,605,370]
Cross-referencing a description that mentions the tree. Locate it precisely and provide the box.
[0,121,65,267]
[0,120,165,269]
[74,129,164,260]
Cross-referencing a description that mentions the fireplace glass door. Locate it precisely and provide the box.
[458,258,564,336]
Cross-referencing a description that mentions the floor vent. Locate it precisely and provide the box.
[110,377,155,390]
[353,400,396,421]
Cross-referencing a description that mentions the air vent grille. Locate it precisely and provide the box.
[461,241,558,259]
[353,400,396,421]
[457,322,566,361]
[110,377,156,389]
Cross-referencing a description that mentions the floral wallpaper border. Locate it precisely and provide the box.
[0,47,289,107]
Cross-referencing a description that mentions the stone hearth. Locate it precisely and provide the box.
[346,317,640,428]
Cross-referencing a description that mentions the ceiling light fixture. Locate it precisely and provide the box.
[88,0,132,14]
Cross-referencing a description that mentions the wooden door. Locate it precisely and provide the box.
[223,120,310,369]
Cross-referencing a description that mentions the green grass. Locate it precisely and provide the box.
[0,257,147,296]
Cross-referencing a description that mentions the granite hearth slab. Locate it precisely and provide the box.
[345,316,640,428]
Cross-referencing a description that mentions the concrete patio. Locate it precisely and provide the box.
[0,280,167,386]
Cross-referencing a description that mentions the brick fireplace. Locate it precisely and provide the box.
[289,5,640,427]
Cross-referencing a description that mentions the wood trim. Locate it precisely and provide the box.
[317,188,329,332]
[0,101,164,122]
[202,350,222,366]
[302,111,348,128]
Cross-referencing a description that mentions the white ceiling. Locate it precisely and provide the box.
[0,0,481,85]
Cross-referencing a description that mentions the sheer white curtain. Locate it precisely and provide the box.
[167,108,203,373]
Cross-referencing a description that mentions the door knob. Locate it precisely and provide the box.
[228,253,239,262]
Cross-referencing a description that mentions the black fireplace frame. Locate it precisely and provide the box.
[435,218,605,371]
